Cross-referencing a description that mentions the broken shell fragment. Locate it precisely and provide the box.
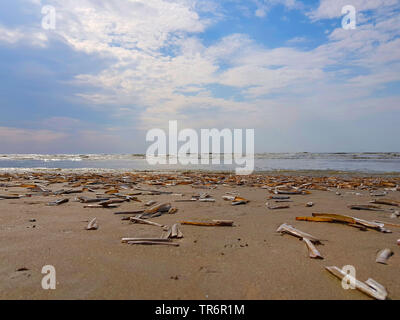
[127,241,179,246]
[376,248,393,265]
[303,238,323,259]
[47,198,69,206]
[276,223,321,244]
[121,237,172,243]
[181,220,234,227]
[84,204,120,208]
[267,203,290,210]
[145,200,157,206]
[369,199,400,207]
[348,204,384,211]
[168,207,178,214]
[199,198,216,202]
[170,223,183,239]
[129,217,166,228]
[144,202,172,214]
[306,202,314,207]
[269,196,290,200]
[86,218,98,230]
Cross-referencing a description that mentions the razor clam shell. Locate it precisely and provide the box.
[161,227,172,239]
[276,223,320,243]
[121,237,172,243]
[128,241,179,246]
[129,217,166,228]
[376,248,393,265]
[144,202,172,214]
[303,238,323,259]
[145,200,157,206]
[170,223,183,239]
[199,198,216,202]
[325,266,388,300]
[86,218,98,230]
[47,198,69,206]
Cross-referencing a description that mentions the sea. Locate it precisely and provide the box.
[0,153,400,175]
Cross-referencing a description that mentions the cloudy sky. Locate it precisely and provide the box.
[0,0,399,153]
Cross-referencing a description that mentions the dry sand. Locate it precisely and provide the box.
[0,172,399,300]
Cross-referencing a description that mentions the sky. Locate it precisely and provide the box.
[0,0,399,154]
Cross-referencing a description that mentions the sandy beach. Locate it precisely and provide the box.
[0,171,399,300]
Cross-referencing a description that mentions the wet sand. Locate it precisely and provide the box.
[0,172,399,300]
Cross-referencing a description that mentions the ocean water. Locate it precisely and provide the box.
[0,153,400,174]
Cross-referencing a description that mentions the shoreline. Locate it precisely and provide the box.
[1,167,400,178]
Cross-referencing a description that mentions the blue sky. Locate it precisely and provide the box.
[0,0,399,153]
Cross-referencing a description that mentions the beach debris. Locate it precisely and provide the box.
[276,223,321,244]
[84,204,120,208]
[310,213,391,233]
[98,199,127,206]
[86,218,98,230]
[0,194,23,199]
[370,199,400,207]
[54,189,83,195]
[370,191,387,197]
[222,195,249,205]
[121,237,172,243]
[397,239,400,246]
[348,204,384,211]
[47,198,69,206]
[144,202,172,215]
[232,196,250,206]
[16,267,29,272]
[145,200,157,206]
[129,217,167,229]
[175,199,197,202]
[306,202,314,207]
[170,223,183,239]
[134,187,173,195]
[199,198,216,202]
[269,196,290,200]
[296,216,335,223]
[126,241,179,246]
[121,237,179,246]
[78,196,110,203]
[105,189,119,195]
[168,207,178,214]
[114,210,144,215]
[376,249,393,265]
[161,227,172,239]
[325,266,388,300]
[273,189,310,195]
[303,238,323,259]
[267,203,290,210]
[199,192,211,199]
[181,220,234,227]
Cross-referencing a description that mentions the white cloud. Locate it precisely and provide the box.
[0,25,48,47]
[6,0,399,137]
